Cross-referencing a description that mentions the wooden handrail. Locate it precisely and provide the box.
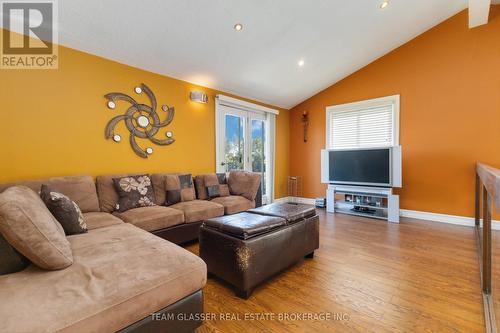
[475,162,500,333]
[477,162,500,211]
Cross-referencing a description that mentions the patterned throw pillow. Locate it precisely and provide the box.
[165,174,196,206]
[205,173,230,199]
[112,175,156,212]
[40,184,87,235]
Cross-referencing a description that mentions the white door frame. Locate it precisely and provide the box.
[216,104,247,170]
[215,95,278,203]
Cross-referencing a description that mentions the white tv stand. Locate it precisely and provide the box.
[326,184,399,223]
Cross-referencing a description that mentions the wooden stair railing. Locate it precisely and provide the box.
[475,162,500,333]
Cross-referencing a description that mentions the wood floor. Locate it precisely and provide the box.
[186,209,485,333]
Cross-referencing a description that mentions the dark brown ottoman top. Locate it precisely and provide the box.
[248,202,316,224]
[203,212,286,240]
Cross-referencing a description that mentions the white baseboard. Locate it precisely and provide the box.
[274,196,500,230]
[400,209,500,230]
[273,197,288,203]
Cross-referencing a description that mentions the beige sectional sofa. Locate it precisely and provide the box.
[92,172,260,243]
[0,171,261,333]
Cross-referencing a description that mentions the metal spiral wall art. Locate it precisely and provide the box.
[104,83,175,158]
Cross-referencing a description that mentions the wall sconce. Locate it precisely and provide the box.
[302,111,309,143]
[190,91,208,104]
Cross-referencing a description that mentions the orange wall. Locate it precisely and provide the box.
[289,7,500,217]
[0,34,289,198]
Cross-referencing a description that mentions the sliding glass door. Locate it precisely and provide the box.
[250,116,266,196]
[217,104,272,203]
[223,111,246,172]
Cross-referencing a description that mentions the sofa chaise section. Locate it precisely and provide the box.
[0,223,207,333]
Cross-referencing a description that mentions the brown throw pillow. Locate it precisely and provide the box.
[0,233,30,275]
[0,186,73,270]
[206,173,231,199]
[217,173,230,197]
[204,174,221,199]
[112,175,156,212]
[165,174,195,206]
[40,184,87,235]
[206,184,220,199]
[195,173,230,200]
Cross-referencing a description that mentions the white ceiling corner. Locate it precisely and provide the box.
[469,0,492,27]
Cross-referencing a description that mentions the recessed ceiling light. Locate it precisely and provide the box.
[380,1,389,9]
[298,59,305,67]
[234,23,243,31]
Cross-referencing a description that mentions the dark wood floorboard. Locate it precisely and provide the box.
[186,209,484,333]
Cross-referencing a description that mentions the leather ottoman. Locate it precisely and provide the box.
[199,203,319,299]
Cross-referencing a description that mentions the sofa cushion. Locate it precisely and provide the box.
[113,175,156,212]
[0,175,99,213]
[0,233,30,275]
[194,175,207,200]
[82,212,123,230]
[165,174,196,206]
[0,223,207,333]
[150,172,178,206]
[114,206,184,232]
[96,173,141,213]
[40,184,87,235]
[228,171,261,201]
[0,186,73,270]
[211,195,255,215]
[170,200,224,223]
[194,173,229,200]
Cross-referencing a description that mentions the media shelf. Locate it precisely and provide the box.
[336,201,388,210]
[326,185,399,223]
[335,207,387,220]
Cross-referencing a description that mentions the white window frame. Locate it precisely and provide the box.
[215,95,278,203]
[325,95,400,149]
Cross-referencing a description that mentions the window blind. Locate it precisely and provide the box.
[328,104,394,149]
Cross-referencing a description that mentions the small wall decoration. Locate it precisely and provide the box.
[302,111,309,143]
[104,83,175,158]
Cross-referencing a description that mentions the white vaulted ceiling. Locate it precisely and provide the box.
[6,0,474,108]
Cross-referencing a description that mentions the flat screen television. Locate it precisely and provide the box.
[321,146,402,187]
